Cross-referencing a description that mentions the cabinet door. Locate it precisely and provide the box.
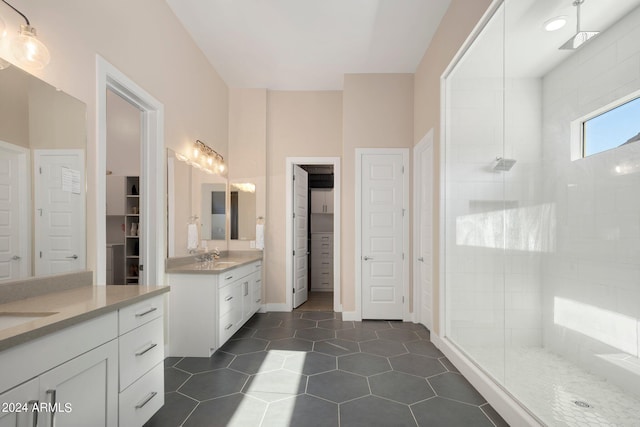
[251,271,263,314]
[106,176,125,216]
[38,340,118,427]
[242,278,252,320]
[324,189,334,213]
[0,378,38,427]
[310,190,325,213]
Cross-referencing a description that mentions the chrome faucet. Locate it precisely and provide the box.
[212,248,221,260]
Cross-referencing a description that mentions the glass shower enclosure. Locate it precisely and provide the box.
[442,0,640,424]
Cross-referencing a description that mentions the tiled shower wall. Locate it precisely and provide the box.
[541,5,640,397]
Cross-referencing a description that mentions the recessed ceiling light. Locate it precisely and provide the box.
[544,16,568,32]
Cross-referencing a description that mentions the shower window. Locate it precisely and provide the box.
[582,95,640,157]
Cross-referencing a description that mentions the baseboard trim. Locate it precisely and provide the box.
[431,333,541,427]
[264,303,290,312]
[342,311,361,321]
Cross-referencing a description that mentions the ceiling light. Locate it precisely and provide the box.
[544,16,567,32]
[1,1,50,69]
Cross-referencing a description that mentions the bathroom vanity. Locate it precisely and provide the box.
[0,273,169,427]
[166,252,263,357]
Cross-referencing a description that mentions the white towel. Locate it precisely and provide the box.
[187,223,198,251]
[255,224,265,250]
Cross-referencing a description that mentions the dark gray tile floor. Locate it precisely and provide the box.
[145,311,508,427]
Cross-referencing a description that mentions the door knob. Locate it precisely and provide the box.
[418,257,424,262]
[66,254,79,259]
[11,255,21,261]
[363,256,373,261]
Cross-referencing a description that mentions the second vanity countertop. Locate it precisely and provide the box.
[166,251,263,274]
[0,284,169,352]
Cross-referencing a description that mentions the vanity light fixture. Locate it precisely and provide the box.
[174,140,227,176]
[231,183,256,193]
[1,0,50,69]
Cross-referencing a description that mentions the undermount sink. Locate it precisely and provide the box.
[0,312,57,330]
[214,261,237,267]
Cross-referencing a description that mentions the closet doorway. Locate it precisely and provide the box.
[285,157,341,312]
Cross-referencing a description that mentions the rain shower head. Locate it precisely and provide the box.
[559,0,599,50]
[494,157,517,172]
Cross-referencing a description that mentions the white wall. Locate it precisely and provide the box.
[541,5,640,397]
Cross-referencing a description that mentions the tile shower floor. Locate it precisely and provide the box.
[468,346,640,426]
[145,311,507,427]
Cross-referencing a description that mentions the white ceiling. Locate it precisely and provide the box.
[165,0,451,90]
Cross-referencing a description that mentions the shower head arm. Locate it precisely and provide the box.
[574,0,584,33]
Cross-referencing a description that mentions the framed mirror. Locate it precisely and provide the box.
[0,62,87,282]
[229,181,256,240]
[167,149,227,256]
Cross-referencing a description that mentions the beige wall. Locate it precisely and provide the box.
[265,91,342,304]
[342,74,414,312]
[228,89,267,251]
[413,0,494,332]
[0,0,229,277]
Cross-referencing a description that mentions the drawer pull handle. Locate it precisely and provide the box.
[135,391,158,409]
[27,400,39,427]
[46,390,56,427]
[225,275,233,280]
[135,343,157,356]
[322,262,330,265]
[256,279,261,283]
[225,296,233,301]
[225,323,233,330]
[256,299,261,303]
[135,307,157,317]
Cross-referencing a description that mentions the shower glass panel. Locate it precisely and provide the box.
[444,0,640,425]
[444,4,506,383]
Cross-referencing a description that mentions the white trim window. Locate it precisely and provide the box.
[581,95,640,158]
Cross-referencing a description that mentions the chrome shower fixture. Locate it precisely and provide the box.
[493,157,517,172]
[559,0,599,50]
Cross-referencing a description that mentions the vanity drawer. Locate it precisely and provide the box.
[119,362,164,427]
[219,309,242,344]
[119,295,163,335]
[218,261,261,288]
[119,317,164,391]
[218,281,242,316]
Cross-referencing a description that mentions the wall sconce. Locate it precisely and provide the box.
[231,183,256,193]
[1,0,50,69]
[175,140,227,176]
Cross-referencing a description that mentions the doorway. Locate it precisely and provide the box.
[413,131,434,329]
[286,157,341,312]
[96,57,165,286]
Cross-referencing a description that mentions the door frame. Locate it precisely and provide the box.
[96,56,165,286]
[413,130,434,328]
[355,148,410,321]
[285,157,341,312]
[0,140,30,278]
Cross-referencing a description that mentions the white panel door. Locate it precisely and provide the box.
[34,150,86,275]
[0,143,29,281]
[361,152,405,319]
[416,140,434,329]
[293,165,309,308]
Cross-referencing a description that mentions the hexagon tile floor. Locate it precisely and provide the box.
[145,311,508,427]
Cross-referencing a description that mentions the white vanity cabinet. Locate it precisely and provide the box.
[0,313,119,427]
[168,260,263,357]
[0,293,166,427]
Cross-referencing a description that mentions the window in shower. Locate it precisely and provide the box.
[582,95,640,157]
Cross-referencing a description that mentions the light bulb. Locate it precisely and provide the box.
[207,155,213,166]
[10,25,50,69]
